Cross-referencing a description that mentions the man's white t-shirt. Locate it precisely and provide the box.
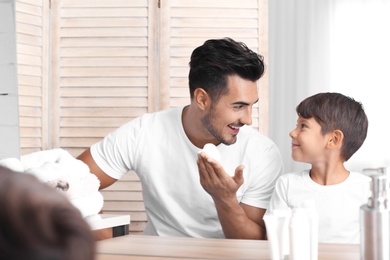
[91,106,284,238]
[267,170,371,243]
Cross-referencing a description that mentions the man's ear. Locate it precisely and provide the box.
[194,88,209,110]
[327,130,344,148]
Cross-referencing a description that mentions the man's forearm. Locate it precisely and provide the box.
[214,198,265,240]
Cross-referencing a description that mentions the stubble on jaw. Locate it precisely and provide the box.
[201,108,237,146]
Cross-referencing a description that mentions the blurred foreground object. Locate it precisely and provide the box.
[0,166,95,260]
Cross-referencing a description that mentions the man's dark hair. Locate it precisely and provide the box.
[296,92,368,161]
[188,37,265,102]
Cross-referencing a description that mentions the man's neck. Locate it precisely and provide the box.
[181,105,215,149]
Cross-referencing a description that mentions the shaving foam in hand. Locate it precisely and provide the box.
[200,143,221,163]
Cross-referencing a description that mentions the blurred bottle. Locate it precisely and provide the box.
[289,208,310,260]
[360,173,390,260]
[302,200,318,260]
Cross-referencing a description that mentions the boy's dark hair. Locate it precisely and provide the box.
[296,92,368,161]
[188,37,265,102]
[0,166,95,260]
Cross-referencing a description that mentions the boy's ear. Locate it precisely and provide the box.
[327,130,344,148]
[194,88,209,110]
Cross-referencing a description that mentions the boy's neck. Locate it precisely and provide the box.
[309,164,350,185]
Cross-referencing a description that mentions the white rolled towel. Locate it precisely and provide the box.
[1,148,104,218]
[0,157,24,172]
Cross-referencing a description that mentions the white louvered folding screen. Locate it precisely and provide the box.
[50,0,156,234]
[159,0,269,133]
[51,0,158,156]
[15,0,268,234]
[15,0,49,155]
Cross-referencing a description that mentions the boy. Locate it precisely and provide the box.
[267,92,370,243]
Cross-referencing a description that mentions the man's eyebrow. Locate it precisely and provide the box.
[232,99,259,106]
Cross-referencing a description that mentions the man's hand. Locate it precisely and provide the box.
[197,152,266,240]
[197,152,244,200]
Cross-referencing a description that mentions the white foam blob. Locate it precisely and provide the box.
[200,143,221,163]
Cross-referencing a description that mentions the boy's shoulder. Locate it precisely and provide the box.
[348,171,372,183]
[278,170,309,181]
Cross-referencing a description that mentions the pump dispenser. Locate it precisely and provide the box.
[360,174,390,260]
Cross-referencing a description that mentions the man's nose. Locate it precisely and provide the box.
[241,107,253,126]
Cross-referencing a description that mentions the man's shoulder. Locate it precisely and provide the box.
[137,106,183,124]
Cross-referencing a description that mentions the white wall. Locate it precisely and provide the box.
[269,0,390,174]
[0,0,20,160]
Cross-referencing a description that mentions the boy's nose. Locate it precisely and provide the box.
[289,128,297,138]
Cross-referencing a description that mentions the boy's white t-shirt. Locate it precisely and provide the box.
[91,106,284,238]
[267,170,371,243]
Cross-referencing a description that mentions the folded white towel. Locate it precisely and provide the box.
[71,191,104,218]
[0,157,24,172]
[0,148,104,218]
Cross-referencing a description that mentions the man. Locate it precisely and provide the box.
[78,37,284,239]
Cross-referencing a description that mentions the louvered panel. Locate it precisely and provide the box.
[12,0,268,236]
[61,57,147,67]
[60,118,137,127]
[19,115,41,127]
[60,127,118,137]
[18,75,41,86]
[55,0,155,154]
[16,44,41,57]
[17,54,41,66]
[15,11,42,26]
[53,0,157,234]
[61,87,147,97]
[15,1,42,15]
[99,172,146,234]
[171,8,258,18]
[160,0,268,133]
[61,8,146,18]
[102,191,144,201]
[61,77,148,87]
[60,97,147,107]
[15,0,49,154]
[19,106,42,118]
[60,67,148,77]
[61,38,147,47]
[14,0,267,235]
[60,107,146,117]
[18,93,41,106]
[20,126,41,137]
[16,34,42,46]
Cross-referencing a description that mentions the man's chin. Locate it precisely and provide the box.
[222,137,237,146]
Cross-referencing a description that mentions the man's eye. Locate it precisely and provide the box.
[234,105,244,110]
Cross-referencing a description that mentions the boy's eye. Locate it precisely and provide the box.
[301,124,307,129]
